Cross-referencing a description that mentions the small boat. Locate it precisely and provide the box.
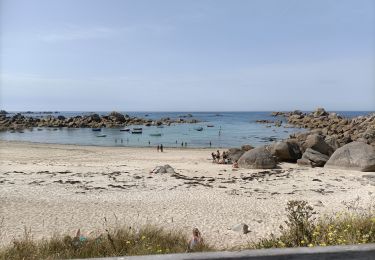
[207,124,215,127]
[194,127,204,131]
[133,127,143,131]
[156,125,164,128]
[149,133,162,137]
[131,130,142,134]
[96,134,106,137]
[120,128,130,132]
[37,128,43,131]
[92,128,101,131]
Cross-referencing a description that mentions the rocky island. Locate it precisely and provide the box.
[0,111,200,131]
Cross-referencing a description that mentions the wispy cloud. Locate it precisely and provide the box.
[38,23,174,43]
[39,26,118,42]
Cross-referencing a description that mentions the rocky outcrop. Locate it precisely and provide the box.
[284,108,375,147]
[297,148,329,167]
[227,145,254,162]
[324,142,375,172]
[0,111,201,131]
[270,140,302,162]
[238,146,277,169]
[302,134,334,156]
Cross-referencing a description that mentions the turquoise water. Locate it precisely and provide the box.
[0,111,372,148]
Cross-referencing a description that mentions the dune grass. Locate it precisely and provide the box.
[1,200,374,259]
[0,225,211,260]
[252,200,375,249]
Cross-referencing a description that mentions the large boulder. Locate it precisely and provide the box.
[227,148,245,162]
[325,142,375,172]
[313,107,328,117]
[109,111,126,123]
[238,146,277,169]
[270,140,302,162]
[297,148,329,167]
[303,134,334,156]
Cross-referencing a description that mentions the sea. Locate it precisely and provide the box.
[0,111,372,148]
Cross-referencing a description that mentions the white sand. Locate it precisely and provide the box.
[0,140,374,249]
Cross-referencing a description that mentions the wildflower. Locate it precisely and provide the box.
[300,240,305,244]
[308,244,314,247]
[126,241,131,244]
[141,235,146,240]
[157,249,162,253]
[320,243,326,246]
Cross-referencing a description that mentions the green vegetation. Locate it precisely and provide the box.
[1,200,374,259]
[0,226,211,260]
[252,200,375,249]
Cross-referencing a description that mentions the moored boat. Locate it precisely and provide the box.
[96,134,106,137]
[133,127,143,131]
[131,130,142,134]
[120,128,130,131]
[194,127,204,131]
[207,124,215,127]
[92,128,101,131]
[149,133,162,137]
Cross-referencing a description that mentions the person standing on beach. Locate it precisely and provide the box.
[211,152,216,163]
[181,142,184,147]
[157,145,160,152]
[160,144,164,152]
[209,141,212,147]
[216,150,220,163]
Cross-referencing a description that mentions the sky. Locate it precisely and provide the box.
[1,0,374,111]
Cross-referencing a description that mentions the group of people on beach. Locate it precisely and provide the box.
[156,144,164,152]
[211,150,239,168]
[211,150,231,164]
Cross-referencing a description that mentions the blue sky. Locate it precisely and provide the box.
[1,0,374,111]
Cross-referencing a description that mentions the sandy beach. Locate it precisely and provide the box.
[0,140,374,249]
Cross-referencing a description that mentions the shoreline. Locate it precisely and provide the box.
[1,140,374,249]
[0,139,221,150]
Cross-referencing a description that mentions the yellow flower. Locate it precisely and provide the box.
[320,243,326,246]
[157,249,162,253]
[126,241,131,244]
[141,235,146,240]
[308,244,314,247]
[300,240,305,244]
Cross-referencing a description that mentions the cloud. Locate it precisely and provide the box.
[39,26,118,42]
[38,23,174,43]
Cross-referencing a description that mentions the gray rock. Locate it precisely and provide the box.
[151,164,176,174]
[270,140,302,162]
[231,223,249,234]
[238,146,277,169]
[303,134,334,156]
[325,142,375,172]
[313,107,328,117]
[227,148,245,162]
[297,148,329,167]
